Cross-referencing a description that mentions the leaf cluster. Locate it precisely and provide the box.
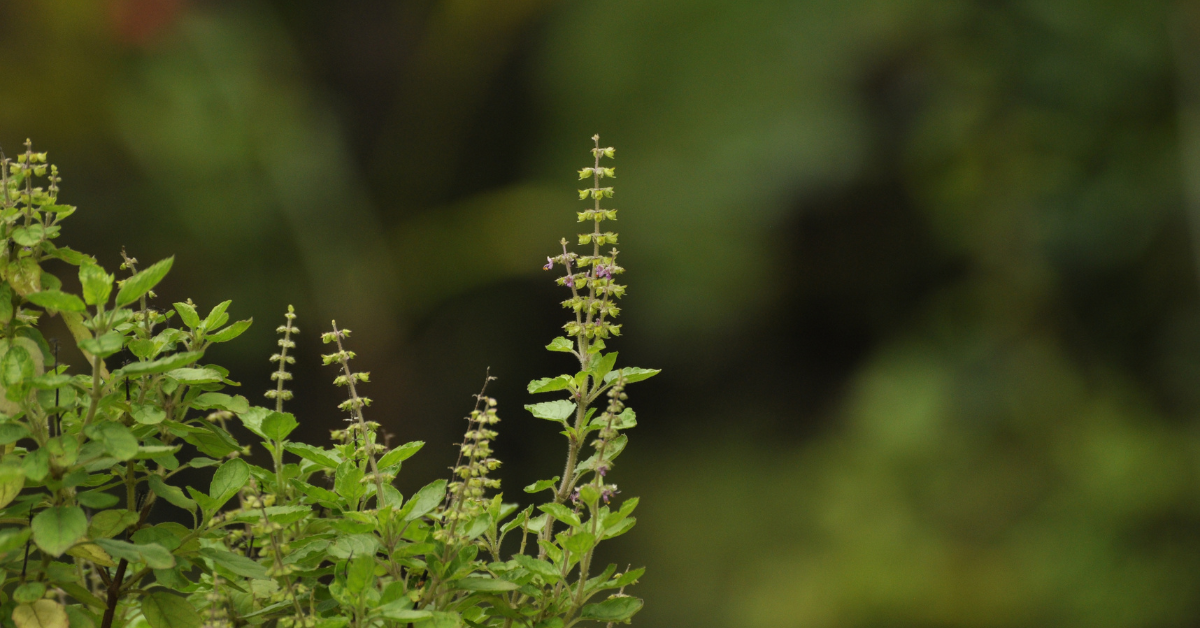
[0,139,654,628]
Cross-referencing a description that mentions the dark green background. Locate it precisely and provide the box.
[5,1,1200,625]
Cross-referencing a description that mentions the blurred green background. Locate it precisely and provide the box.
[6,0,1200,625]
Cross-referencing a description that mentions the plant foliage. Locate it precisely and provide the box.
[0,137,654,628]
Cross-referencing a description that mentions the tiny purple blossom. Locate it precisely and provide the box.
[543,257,554,270]
[564,274,575,288]
[595,265,612,280]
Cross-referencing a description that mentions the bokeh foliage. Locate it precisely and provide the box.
[4,0,1200,626]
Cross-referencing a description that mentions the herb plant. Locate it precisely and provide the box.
[0,136,654,628]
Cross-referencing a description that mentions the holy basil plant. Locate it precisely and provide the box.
[0,137,654,628]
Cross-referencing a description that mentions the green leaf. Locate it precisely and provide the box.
[202,301,232,331]
[346,554,375,594]
[613,567,644,588]
[401,479,446,522]
[261,412,298,441]
[113,352,203,378]
[1,345,33,387]
[198,547,269,579]
[512,554,561,583]
[77,333,123,358]
[88,510,138,539]
[115,257,173,307]
[11,225,44,247]
[76,490,118,509]
[538,503,581,528]
[0,464,24,508]
[26,291,85,313]
[31,506,87,557]
[173,303,199,329]
[148,475,196,514]
[546,337,574,352]
[327,534,379,560]
[377,441,424,468]
[192,393,249,414]
[165,368,223,385]
[0,284,12,324]
[527,376,571,394]
[523,477,559,494]
[209,458,249,507]
[284,442,341,468]
[206,319,252,343]
[30,374,71,390]
[525,400,576,423]
[141,591,200,628]
[604,367,660,385]
[12,600,68,628]
[580,596,643,622]
[84,422,138,461]
[334,461,365,503]
[77,264,112,307]
[564,531,595,555]
[131,405,166,425]
[0,424,28,445]
[590,352,618,381]
[94,539,175,569]
[374,603,431,621]
[455,577,519,592]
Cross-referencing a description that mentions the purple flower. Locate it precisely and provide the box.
[597,464,609,477]
[595,265,612,280]
[570,488,581,504]
[543,257,554,270]
[565,275,575,288]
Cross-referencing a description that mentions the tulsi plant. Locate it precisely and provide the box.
[0,136,655,628]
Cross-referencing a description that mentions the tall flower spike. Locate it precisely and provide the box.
[321,322,385,507]
[558,135,625,344]
[266,306,299,411]
[439,377,502,542]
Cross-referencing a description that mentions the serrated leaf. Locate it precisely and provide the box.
[26,291,85,313]
[199,547,269,579]
[173,303,199,329]
[525,400,576,423]
[377,441,424,468]
[78,264,112,307]
[88,510,138,539]
[528,376,571,394]
[455,577,519,592]
[66,543,115,568]
[84,422,138,461]
[192,393,248,414]
[148,475,196,514]
[206,319,252,343]
[131,405,166,425]
[94,539,174,569]
[512,554,561,582]
[165,368,222,385]
[546,337,574,352]
[115,257,173,307]
[140,591,200,628]
[261,412,298,441]
[113,352,203,378]
[590,352,618,381]
[523,477,559,494]
[210,458,249,506]
[538,503,581,528]
[284,442,341,468]
[401,480,446,522]
[77,333,123,358]
[604,367,660,385]
[581,597,643,622]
